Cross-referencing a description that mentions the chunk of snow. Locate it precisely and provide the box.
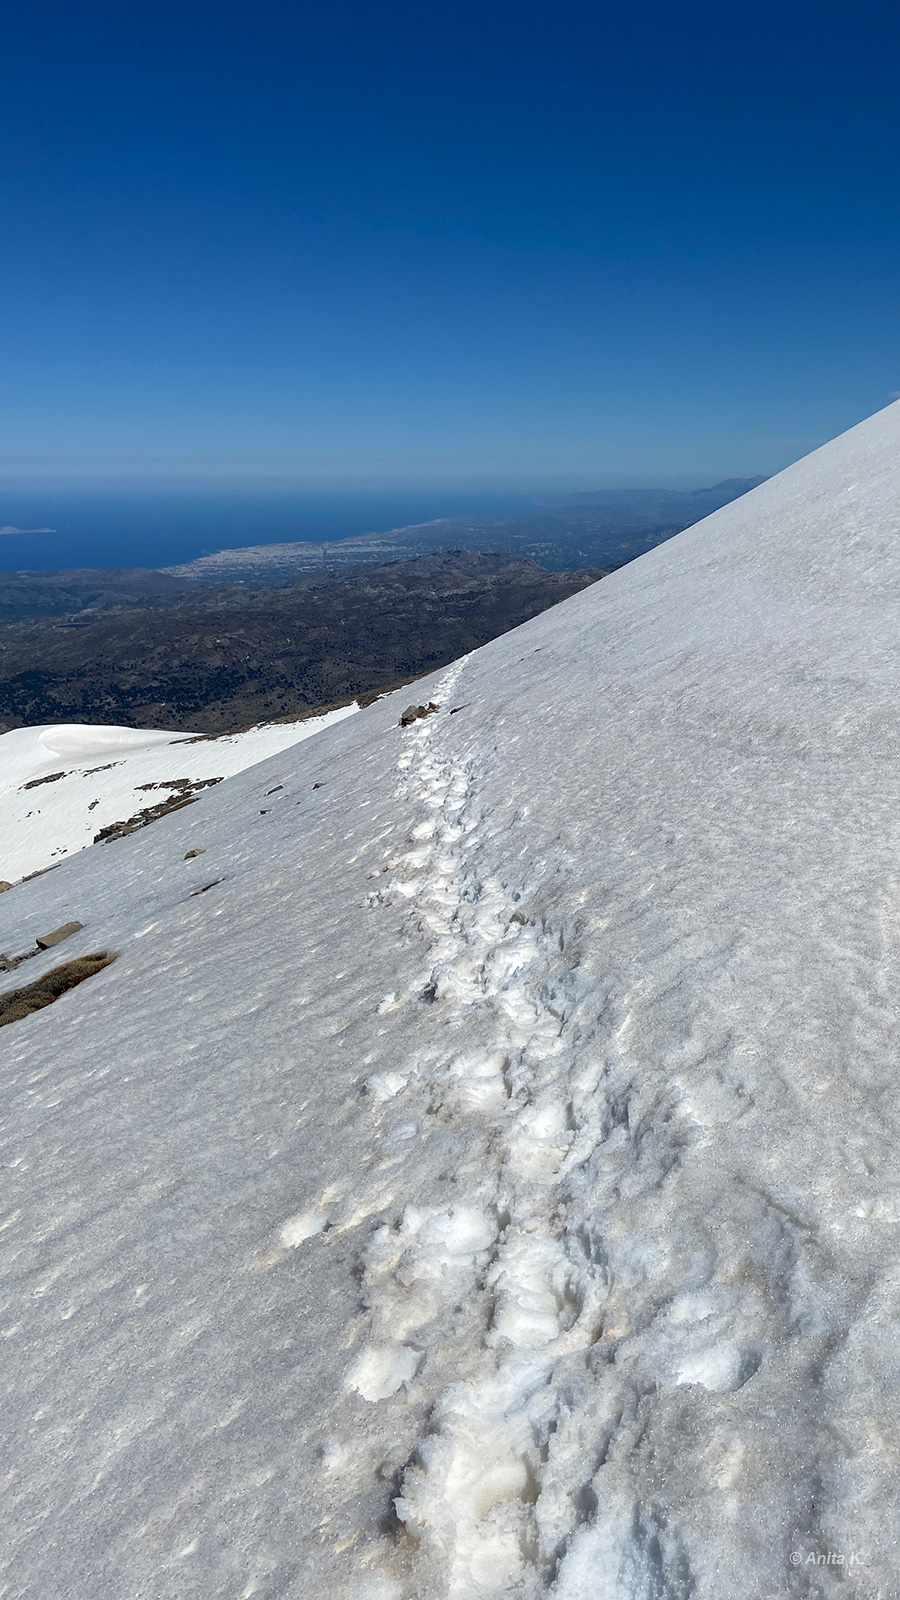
[345,1343,421,1401]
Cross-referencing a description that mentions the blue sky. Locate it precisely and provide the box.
[3,0,900,487]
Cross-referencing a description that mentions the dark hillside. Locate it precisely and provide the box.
[0,551,603,734]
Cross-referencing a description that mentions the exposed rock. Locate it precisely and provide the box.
[94,796,199,843]
[184,848,206,859]
[94,777,224,843]
[36,921,84,950]
[21,771,67,790]
[399,701,439,727]
[136,777,221,793]
[18,862,63,884]
[0,881,11,893]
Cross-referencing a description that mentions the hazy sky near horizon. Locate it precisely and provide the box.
[3,0,900,486]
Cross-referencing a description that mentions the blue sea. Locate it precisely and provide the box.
[0,487,541,573]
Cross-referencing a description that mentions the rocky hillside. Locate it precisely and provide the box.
[0,551,602,734]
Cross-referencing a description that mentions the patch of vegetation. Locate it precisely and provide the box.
[0,953,116,1027]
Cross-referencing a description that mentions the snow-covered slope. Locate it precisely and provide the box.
[3,401,900,1600]
[0,707,357,883]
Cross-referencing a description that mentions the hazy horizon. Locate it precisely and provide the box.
[0,483,560,573]
[0,470,776,573]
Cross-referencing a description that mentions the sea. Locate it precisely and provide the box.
[0,487,541,573]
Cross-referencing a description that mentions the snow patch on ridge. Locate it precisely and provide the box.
[0,706,357,881]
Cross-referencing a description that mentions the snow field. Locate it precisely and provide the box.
[5,403,900,1597]
[0,706,358,882]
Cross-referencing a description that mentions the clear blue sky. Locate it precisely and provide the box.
[3,0,899,488]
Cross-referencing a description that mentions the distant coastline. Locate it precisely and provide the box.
[0,479,763,574]
[0,487,540,572]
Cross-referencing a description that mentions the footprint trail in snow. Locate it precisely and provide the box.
[346,658,712,1598]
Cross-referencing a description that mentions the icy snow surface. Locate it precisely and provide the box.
[4,402,900,1598]
[0,705,358,882]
